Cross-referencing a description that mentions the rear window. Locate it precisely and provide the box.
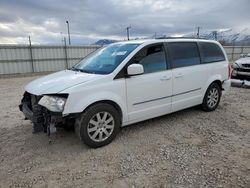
[199,42,225,63]
[168,42,200,68]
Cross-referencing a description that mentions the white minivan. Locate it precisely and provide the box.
[20,39,231,148]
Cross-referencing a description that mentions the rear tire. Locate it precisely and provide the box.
[74,103,120,148]
[202,83,221,112]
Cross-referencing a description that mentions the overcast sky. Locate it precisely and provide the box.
[0,0,249,44]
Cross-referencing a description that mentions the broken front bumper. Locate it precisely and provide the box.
[19,92,45,133]
[19,102,33,121]
[19,92,61,134]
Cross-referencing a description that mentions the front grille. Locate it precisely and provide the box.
[242,64,250,68]
[235,68,250,72]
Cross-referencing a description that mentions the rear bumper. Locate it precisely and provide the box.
[222,79,231,94]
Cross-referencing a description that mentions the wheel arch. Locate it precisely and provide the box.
[211,80,222,90]
[201,79,222,112]
[204,74,223,93]
[203,79,222,97]
[63,89,128,123]
[83,100,123,124]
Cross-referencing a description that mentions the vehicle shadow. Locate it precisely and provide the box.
[25,106,204,151]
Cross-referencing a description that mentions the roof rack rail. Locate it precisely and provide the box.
[155,36,207,40]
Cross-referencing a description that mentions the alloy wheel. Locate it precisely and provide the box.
[207,88,219,109]
[87,112,115,142]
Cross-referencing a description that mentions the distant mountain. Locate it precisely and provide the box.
[184,28,250,45]
[94,39,118,45]
[94,28,250,46]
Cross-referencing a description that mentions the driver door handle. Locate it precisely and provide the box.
[160,76,171,81]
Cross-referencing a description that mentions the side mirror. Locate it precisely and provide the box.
[127,64,144,76]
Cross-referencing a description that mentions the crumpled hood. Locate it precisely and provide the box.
[235,57,250,65]
[25,70,103,95]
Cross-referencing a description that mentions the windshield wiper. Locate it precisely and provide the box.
[70,66,82,72]
[70,67,94,74]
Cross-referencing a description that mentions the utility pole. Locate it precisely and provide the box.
[28,36,34,72]
[63,37,68,69]
[154,32,157,39]
[66,20,71,45]
[126,26,131,41]
[197,26,201,38]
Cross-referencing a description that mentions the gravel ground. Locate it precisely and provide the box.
[0,76,249,188]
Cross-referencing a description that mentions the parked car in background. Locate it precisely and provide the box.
[231,53,250,81]
[19,39,231,148]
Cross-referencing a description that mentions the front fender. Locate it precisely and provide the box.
[63,91,128,123]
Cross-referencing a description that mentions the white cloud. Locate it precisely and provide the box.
[0,0,249,44]
[111,0,173,11]
[43,18,60,29]
[0,18,59,44]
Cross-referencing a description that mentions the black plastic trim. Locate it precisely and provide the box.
[133,95,171,106]
[133,88,201,106]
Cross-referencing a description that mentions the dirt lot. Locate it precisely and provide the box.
[0,76,249,188]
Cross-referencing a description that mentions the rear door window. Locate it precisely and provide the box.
[199,42,225,63]
[168,42,200,68]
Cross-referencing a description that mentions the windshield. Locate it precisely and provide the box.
[73,43,140,74]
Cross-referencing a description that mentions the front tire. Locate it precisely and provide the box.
[202,83,221,112]
[75,103,120,148]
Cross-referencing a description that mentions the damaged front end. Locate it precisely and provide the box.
[231,60,250,81]
[19,92,75,135]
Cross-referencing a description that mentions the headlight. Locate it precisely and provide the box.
[231,63,239,69]
[38,95,67,112]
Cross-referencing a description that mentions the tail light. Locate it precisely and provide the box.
[228,64,231,79]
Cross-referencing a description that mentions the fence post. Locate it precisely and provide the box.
[28,36,34,72]
[231,45,235,61]
[241,46,244,55]
[63,37,68,69]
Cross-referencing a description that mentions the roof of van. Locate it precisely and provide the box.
[116,38,219,45]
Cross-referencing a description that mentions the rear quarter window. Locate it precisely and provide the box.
[199,42,225,63]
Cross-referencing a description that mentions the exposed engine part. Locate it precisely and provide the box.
[20,92,76,135]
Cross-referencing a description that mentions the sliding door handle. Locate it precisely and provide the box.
[175,73,184,78]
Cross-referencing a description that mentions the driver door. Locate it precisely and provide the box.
[125,43,173,122]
